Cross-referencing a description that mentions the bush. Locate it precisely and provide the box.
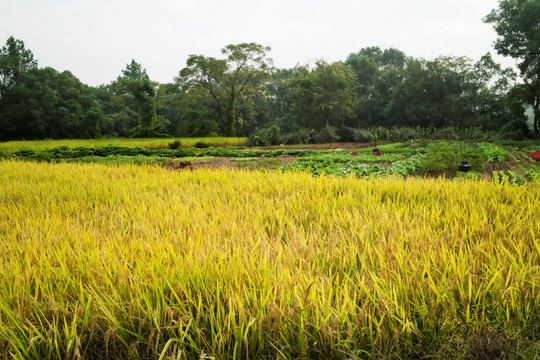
[168,140,182,149]
[13,148,37,158]
[246,125,282,146]
[354,129,375,143]
[388,127,419,142]
[372,126,390,142]
[194,141,210,148]
[431,127,459,140]
[460,127,498,141]
[71,146,95,157]
[281,129,308,145]
[418,141,484,177]
[317,124,339,143]
[336,127,356,142]
[499,119,530,140]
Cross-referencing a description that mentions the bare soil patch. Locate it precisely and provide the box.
[163,155,298,171]
[480,150,538,180]
[254,142,372,150]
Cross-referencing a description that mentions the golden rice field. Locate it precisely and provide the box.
[0,137,246,152]
[0,160,538,359]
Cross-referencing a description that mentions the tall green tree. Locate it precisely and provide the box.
[121,59,149,81]
[0,37,38,140]
[263,67,302,132]
[345,47,407,127]
[177,43,273,136]
[0,66,110,140]
[385,57,467,128]
[484,0,540,133]
[0,36,37,99]
[114,60,168,137]
[466,53,519,130]
[286,61,357,129]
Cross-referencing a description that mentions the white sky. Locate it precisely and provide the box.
[0,0,516,87]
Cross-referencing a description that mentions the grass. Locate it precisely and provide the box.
[0,161,538,359]
[0,137,246,152]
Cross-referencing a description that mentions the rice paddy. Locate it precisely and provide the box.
[0,137,246,153]
[0,160,538,359]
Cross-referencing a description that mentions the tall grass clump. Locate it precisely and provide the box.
[0,161,538,359]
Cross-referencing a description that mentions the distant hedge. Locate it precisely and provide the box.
[3,145,313,162]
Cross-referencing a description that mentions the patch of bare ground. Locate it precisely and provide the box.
[481,161,510,180]
[162,161,194,171]
[162,158,234,170]
[162,155,297,171]
[481,150,537,180]
[254,142,372,150]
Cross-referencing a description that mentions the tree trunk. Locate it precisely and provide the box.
[222,97,236,136]
[534,95,539,134]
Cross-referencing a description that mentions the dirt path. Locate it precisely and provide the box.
[163,155,297,171]
[254,142,372,151]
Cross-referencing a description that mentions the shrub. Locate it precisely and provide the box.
[499,119,530,140]
[168,140,182,149]
[354,129,375,143]
[431,127,459,140]
[387,127,420,142]
[281,129,308,145]
[14,148,37,158]
[71,146,95,157]
[194,141,210,148]
[461,127,498,141]
[336,127,356,142]
[418,141,484,177]
[246,125,282,146]
[317,124,339,143]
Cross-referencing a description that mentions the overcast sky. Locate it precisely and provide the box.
[1,0,515,87]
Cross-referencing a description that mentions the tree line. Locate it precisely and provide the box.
[0,0,538,142]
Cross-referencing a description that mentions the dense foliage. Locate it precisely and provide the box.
[0,1,539,142]
[484,0,540,134]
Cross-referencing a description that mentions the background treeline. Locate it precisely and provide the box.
[0,38,536,143]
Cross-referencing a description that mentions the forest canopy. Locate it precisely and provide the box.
[0,1,538,141]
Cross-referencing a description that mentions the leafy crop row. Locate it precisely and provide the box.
[302,151,408,163]
[1,145,314,162]
[525,168,540,181]
[282,155,420,178]
[478,142,509,162]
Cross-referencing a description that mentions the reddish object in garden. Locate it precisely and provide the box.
[530,151,540,161]
[350,152,358,156]
[372,147,382,156]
